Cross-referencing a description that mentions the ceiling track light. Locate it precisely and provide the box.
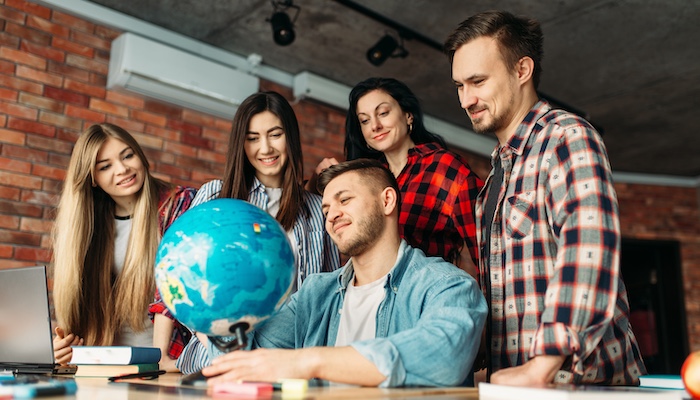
[268,0,300,46]
[366,33,408,66]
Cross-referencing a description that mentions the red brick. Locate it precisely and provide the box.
[105,90,144,109]
[214,118,232,132]
[166,120,202,137]
[0,156,31,173]
[154,163,191,180]
[144,125,180,141]
[65,78,105,98]
[130,132,163,151]
[191,169,220,184]
[0,244,13,258]
[47,152,71,169]
[182,109,217,126]
[0,75,43,95]
[197,148,227,164]
[42,178,62,194]
[104,116,144,134]
[47,62,90,83]
[16,65,63,87]
[0,31,20,48]
[0,171,42,189]
[55,128,79,143]
[4,21,51,46]
[0,59,16,74]
[51,10,94,33]
[0,47,46,69]
[89,71,107,87]
[90,98,128,117]
[71,29,111,51]
[202,129,231,145]
[0,196,44,216]
[26,135,72,155]
[144,100,182,119]
[51,36,94,58]
[0,185,21,201]
[94,25,121,41]
[0,129,26,146]
[20,217,53,234]
[142,148,174,165]
[20,190,58,207]
[65,54,108,75]
[18,92,63,113]
[182,133,211,149]
[20,40,65,63]
[0,5,26,25]
[22,1,52,20]
[14,246,52,262]
[26,15,70,38]
[7,118,55,138]
[132,110,167,127]
[31,163,65,180]
[0,87,19,101]
[44,86,89,107]
[163,141,197,158]
[39,112,82,131]
[0,102,39,120]
[0,215,20,229]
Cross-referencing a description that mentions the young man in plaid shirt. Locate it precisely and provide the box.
[444,11,646,385]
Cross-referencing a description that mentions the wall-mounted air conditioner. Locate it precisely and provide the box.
[108,33,259,119]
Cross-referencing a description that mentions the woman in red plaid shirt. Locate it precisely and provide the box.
[309,78,483,277]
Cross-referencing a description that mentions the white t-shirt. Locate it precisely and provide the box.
[334,273,388,347]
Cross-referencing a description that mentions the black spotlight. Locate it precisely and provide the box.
[270,11,295,46]
[366,34,407,66]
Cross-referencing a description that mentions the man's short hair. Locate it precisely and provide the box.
[317,159,401,205]
[444,10,544,89]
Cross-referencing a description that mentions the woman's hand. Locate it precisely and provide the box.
[53,326,83,365]
[304,157,340,193]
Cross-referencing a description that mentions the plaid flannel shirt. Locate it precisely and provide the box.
[477,100,646,384]
[394,143,483,268]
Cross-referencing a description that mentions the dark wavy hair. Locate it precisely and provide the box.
[344,77,447,160]
[219,91,303,231]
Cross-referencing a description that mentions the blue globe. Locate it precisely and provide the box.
[154,198,295,337]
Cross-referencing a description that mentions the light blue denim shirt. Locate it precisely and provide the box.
[178,240,487,387]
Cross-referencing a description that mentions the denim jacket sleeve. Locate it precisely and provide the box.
[351,273,487,387]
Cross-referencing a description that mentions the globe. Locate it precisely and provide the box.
[154,198,295,338]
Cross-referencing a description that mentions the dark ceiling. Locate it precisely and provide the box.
[77,0,700,178]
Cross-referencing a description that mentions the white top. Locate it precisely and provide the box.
[265,186,299,290]
[334,273,388,347]
[112,216,153,347]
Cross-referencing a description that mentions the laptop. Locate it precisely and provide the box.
[0,265,76,375]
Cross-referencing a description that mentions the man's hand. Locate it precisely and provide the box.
[490,354,566,386]
[53,327,83,365]
[202,348,316,385]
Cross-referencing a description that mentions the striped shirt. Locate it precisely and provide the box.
[191,178,341,288]
[478,100,646,384]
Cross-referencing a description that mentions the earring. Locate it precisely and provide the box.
[408,123,413,135]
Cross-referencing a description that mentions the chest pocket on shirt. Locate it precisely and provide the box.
[505,192,536,239]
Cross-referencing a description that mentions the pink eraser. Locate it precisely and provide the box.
[213,382,273,397]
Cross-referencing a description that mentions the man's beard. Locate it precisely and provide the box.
[337,202,385,257]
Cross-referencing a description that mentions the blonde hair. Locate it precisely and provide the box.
[52,123,170,345]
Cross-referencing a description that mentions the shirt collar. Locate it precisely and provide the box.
[490,99,552,162]
[337,239,411,290]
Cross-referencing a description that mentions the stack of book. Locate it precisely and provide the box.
[70,346,161,378]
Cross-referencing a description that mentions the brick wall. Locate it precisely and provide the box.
[1,0,699,352]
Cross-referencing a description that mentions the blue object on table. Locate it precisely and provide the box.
[12,380,77,398]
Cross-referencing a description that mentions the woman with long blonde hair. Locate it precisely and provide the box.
[52,123,195,370]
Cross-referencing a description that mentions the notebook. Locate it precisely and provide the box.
[0,265,76,375]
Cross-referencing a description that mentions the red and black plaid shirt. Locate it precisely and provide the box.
[148,185,196,360]
[393,143,484,269]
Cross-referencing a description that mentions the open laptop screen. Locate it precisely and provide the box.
[0,266,60,373]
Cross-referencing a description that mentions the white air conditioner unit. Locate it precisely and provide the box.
[293,71,350,110]
[108,33,259,119]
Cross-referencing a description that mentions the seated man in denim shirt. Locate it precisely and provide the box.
[179,159,487,387]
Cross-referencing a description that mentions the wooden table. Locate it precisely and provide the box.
[42,373,480,399]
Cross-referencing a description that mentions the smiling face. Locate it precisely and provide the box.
[93,136,145,214]
[321,171,384,257]
[356,89,414,156]
[451,36,522,141]
[244,110,288,188]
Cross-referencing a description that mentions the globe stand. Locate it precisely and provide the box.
[180,322,251,386]
[209,322,250,353]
